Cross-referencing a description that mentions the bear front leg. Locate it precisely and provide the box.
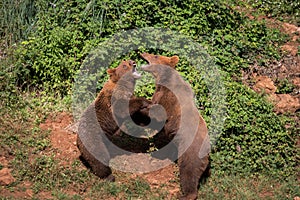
[129,97,152,126]
[178,148,209,200]
[77,102,115,181]
[77,135,115,181]
[112,97,151,126]
[129,97,151,114]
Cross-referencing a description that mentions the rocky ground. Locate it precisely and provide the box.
[242,21,299,138]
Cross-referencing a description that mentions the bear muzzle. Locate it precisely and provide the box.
[140,64,151,71]
[132,64,141,79]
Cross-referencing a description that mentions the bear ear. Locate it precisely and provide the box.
[107,68,118,82]
[170,55,179,68]
[107,68,116,75]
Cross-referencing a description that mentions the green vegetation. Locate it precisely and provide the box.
[1,0,299,199]
[232,0,300,25]
[276,78,295,94]
[10,0,286,92]
[0,0,37,47]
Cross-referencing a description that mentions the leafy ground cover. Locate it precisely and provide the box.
[0,0,299,199]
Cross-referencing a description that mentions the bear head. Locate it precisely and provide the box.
[107,60,141,83]
[140,53,179,81]
[140,53,179,68]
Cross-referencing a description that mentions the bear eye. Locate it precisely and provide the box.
[123,65,128,69]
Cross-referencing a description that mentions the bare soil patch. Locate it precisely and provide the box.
[39,112,80,166]
[243,21,300,115]
[43,112,180,198]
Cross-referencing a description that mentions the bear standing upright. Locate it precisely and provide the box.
[77,60,152,181]
[141,53,210,200]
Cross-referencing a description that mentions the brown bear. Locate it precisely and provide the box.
[140,53,211,200]
[77,60,152,181]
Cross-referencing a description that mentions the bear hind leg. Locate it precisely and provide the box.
[178,151,209,200]
[77,136,115,181]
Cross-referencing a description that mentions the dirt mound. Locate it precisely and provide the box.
[253,76,277,94]
[110,153,173,173]
[243,21,300,115]
[39,112,180,198]
[281,22,300,55]
[249,74,300,114]
[0,167,15,186]
[269,94,300,114]
[251,75,300,114]
[0,156,15,186]
[39,112,80,166]
[142,164,180,197]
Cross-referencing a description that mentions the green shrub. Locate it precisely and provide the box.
[212,82,296,177]
[244,0,300,25]
[13,0,285,93]
[0,0,37,47]
[15,27,86,91]
[0,48,23,109]
[276,78,295,94]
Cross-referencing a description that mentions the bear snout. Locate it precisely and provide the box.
[140,64,150,71]
[129,60,136,67]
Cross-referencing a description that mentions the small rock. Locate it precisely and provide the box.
[279,65,287,73]
[282,23,299,34]
[0,168,15,186]
[281,43,299,56]
[253,76,277,94]
[269,94,300,114]
[292,77,300,88]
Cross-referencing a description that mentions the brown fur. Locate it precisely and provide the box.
[141,53,210,200]
[77,60,151,180]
